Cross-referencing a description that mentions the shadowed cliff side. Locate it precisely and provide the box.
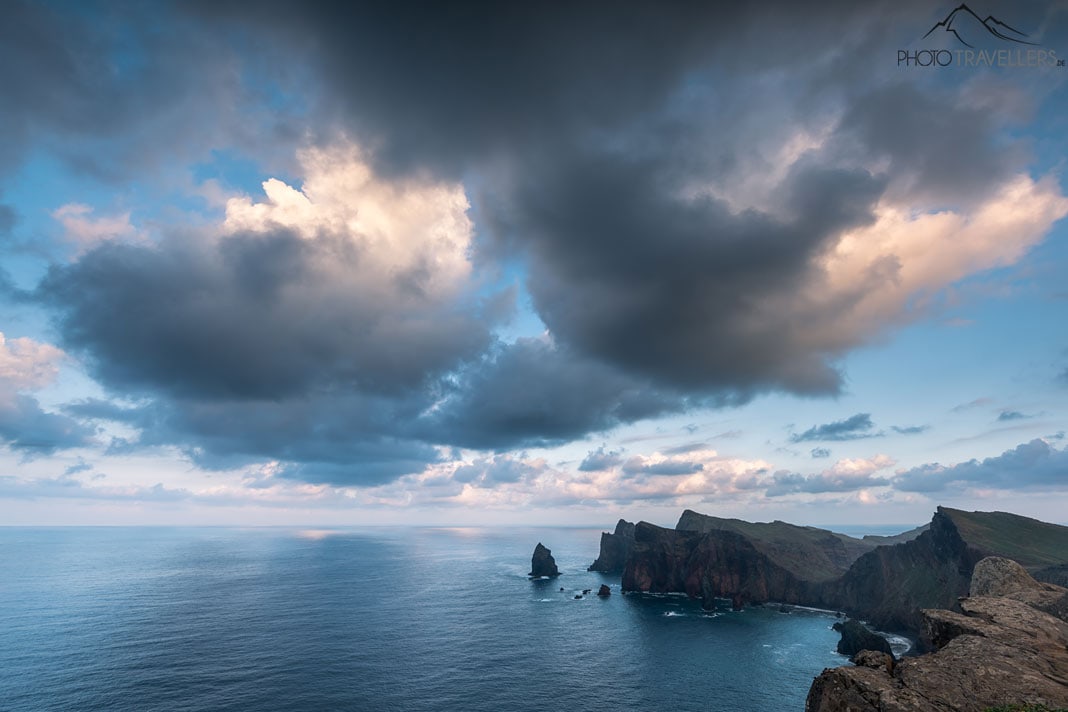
[825,507,1068,632]
[621,522,825,607]
[588,519,635,573]
[675,510,875,582]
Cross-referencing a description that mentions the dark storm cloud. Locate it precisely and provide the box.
[833,82,1026,204]
[894,439,1068,493]
[71,394,443,486]
[38,230,494,399]
[791,413,880,442]
[0,1,255,182]
[19,0,1054,485]
[0,394,96,455]
[190,0,847,177]
[499,148,886,394]
[423,338,707,451]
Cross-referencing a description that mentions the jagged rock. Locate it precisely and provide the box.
[597,584,610,597]
[528,543,560,578]
[832,619,893,657]
[588,519,636,573]
[806,561,1068,712]
[852,650,893,674]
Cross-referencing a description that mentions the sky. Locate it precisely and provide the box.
[1,0,1067,529]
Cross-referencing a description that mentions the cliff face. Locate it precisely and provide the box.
[823,508,987,632]
[806,558,1068,712]
[621,521,822,607]
[826,507,1068,632]
[675,510,873,582]
[588,519,635,573]
[619,507,1068,637]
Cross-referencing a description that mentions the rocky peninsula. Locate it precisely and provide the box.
[586,507,1068,711]
[594,506,1068,637]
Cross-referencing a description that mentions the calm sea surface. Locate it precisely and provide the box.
[0,526,855,711]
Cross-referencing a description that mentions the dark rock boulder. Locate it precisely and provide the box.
[597,584,611,597]
[588,519,636,573]
[528,543,560,578]
[832,619,893,658]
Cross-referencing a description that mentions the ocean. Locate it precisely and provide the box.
[1,526,859,711]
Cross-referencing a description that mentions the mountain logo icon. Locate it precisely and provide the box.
[922,3,1038,48]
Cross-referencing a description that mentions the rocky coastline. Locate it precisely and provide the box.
[583,506,1068,710]
[593,506,1068,639]
[806,557,1068,711]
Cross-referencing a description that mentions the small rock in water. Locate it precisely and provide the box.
[574,594,583,599]
[597,584,611,597]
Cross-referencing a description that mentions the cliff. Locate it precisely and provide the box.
[825,507,1068,632]
[806,557,1068,712]
[618,507,1068,636]
[621,521,828,607]
[588,519,635,573]
[675,510,873,582]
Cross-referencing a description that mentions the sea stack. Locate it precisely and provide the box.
[832,619,893,658]
[529,542,560,578]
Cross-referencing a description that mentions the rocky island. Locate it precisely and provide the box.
[528,542,560,578]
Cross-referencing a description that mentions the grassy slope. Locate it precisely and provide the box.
[675,510,875,581]
[943,507,1068,569]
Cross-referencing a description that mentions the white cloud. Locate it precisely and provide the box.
[223,140,474,300]
[799,173,1068,347]
[0,332,65,394]
[52,203,141,252]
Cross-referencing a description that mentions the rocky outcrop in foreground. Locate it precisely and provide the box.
[529,543,560,578]
[588,519,635,573]
[806,557,1068,712]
